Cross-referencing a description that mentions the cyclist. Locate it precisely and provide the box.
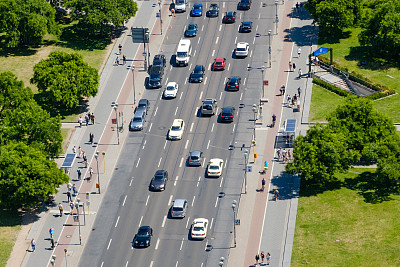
[272,114,276,127]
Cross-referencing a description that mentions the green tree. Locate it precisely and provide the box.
[31,51,99,109]
[65,0,138,35]
[0,142,69,209]
[0,0,59,47]
[359,0,400,59]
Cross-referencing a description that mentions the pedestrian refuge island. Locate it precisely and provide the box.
[61,153,76,174]
[274,119,296,148]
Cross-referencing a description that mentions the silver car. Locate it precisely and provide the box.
[188,150,203,166]
[129,107,146,131]
[171,199,188,218]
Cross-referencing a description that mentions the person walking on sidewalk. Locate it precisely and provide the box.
[31,238,36,252]
[49,227,54,238]
[266,252,271,264]
[289,61,292,72]
[78,116,83,127]
[89,132,94,144]
[298,68,302,78]
[272,114,276,127]
[274,189,279,201]
[77,168,82,180]
[123,55,127,65]
[91,112,95,124]
[293,61,296,72]
[58,203,64,217]
[50,238,55,250]
[72,146,76,154]
[255,253,260,265]
[261,251,265,263]
[67,190,72,202]
[118,44,122,54]
[261,178,266,191]
[298,86,302,97]
[297,47,301,57]
[72,183,77,195]
[115,56,120,65]
[69,201,74,214]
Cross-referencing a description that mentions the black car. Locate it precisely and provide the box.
[240,21,252,32]
[226,76,241,91]
[207,3,219,17]
[152,54,166,71]
[238,0,251,10]
[190,65,205,83]
[185,23,198,37]
[220,106,236,122]
[133,226,153,247]
[223,11,236,23]
[150,170,168,191]
[148,66,164,88]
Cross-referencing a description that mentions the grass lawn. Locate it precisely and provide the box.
[309,84,346,122]
[292,168,400,266]
[318,28,400,122]
[0,211,21,267]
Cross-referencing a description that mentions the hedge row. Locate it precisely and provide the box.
[312,77,352,97]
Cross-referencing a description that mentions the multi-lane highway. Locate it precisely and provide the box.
[80,1,274,266]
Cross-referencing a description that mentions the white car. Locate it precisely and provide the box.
[207,158,224,177]
[235,42,249,57]
[168,119,185,140]
[191,218,208,240]
[164,82,179,98]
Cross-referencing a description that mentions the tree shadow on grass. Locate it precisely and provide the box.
[318,30,351,45]
[299,178,343,198]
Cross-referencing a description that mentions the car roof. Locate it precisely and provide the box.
[194,3,202,7]
[167,82,177,87]
[139,226,151,231]
[229,76,240,81]
[138,99,149,105]
[204,98,216,103]
[154,54,164,59]
[237,42,248,47]
[227,11,235,15]
[172,119,183,125]
[210,158,223,164]
[193,218,208,224]
[242,20,252,24]
[173,198,187,207]
[190,150,202,156]
[215,57,225,61]
[134,106,146,116]
[194,65,204,71]
[222,106,234,111]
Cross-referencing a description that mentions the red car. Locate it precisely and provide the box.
[213,57,226,70]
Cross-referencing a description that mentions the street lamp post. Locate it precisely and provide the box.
[95,151,100,194]
[232,200,237,248]
[64,249,68,267]
[252,104,257,138]
[261,66,265,98]
[74,202,82,245]
[131,65,136,104]
[111,102,119,145]
[268,30,272,67]
[158,0,163,35]
[275,0,279,34]
[77,198,85,225]
[243,149,249,194]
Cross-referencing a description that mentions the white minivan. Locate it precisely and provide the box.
[176,39,191,66]
[174,0,187,12]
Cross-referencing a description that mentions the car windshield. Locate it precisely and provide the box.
[138,104,146,108]
[171,126,181,131]
[194,6,201,9]
[166,86,175,91]
[203,105,212,110]
[176,0,185,4]
[188,25,196,30]
[243,22,250,26]
[154,174,165,181]
[222,112,232,116]
[191,155,199,160]
[237,47,246,51]
[210,165,219,169]
[210,6,217,10]
[215,62,222,65]
[137,230,149,236]
[173,207,184,211]
[194,226,204,231]
[133,117,143,122]
[177,52,187,57]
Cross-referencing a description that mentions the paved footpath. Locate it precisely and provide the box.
[9,1,174,267]
[227,2,317,267]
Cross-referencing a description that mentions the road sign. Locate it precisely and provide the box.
[235,219,240,225]
[314,47,329,56]
[131,27,150,43]
[142,52,147,56]
[156,12,160,17]
[247,166,252,172]
[73,215,79,222]
[264,80,269,85]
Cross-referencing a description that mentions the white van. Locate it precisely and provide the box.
[174,0,187,12]
[176,39,191,66]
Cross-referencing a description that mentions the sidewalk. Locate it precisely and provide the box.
[227,2,316,267]
[8,1,174,267]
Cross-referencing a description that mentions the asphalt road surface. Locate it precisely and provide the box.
[80,1,274,266]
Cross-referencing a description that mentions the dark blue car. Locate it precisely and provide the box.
[185,23,198,37]
[191,3,203,16]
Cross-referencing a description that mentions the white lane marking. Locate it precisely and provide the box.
[142,140,146,149]
[210,217,214,229]
[212,49,215,57]
[125,261,129,267]
[250,50,253,57]
[201,25,204,31]
[216,36,219,44]
[189,63,192,70]
[185,79,187,85]
[259,13,261,19]
[215,197,219,207]
[186,217,191,228]
[163,140,168,149]
[253,37,256,44]
[240,92,243,101]
[145,195,150,206]
[211,123,215,132]
[160,93,163,101]
[233,124,236,132]
[174,175,179,186]
[220,177,224,187]
[170,65,172,71]
[223,2,225,8]
[204,77,208,85]
[227,63,231,71]
[244,77,247,85]
[224,77,227,84]
[129,178,133,187]
[101,262,104,267]
[198,176,201,182]
[219,25,222,31]
[201,263,204,267]
[235,36,237,43]
[208,63,211,70]
[155,239,160,250]
[204,241,208,251]
[136,158,140,168]
[193,50,196,57]
[165,77,169,86]
[198,37,201,44]
[158,157,162,167]
[154,106,158,117]
[162,215,167,227]
[202,158,206,167]
[122,195,127,206]
[185,139,189,149]
[192,195,196,206]
[180,91,183,99]
[207,140,210,149]
[219,91,223,100]
[187,13,189,19]
[225,158,228,168]
[190,122,194,132]
[168,195,173,206]
[176,261,179,267]
[107,239,112,250]
[199,91,203,100]
[179,157,184,167]
[138,215,143,227]
[239,13,242,19]
[149,123,153,132]
[256,25,259,31]
[197,181,199,187]
[180,238,184,250]
[115,216,120,227]
[174,106,178,116]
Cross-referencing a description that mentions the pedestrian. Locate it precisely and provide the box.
[89,167,94,180]
[298,68,302,78]
[69,201,74,214]
[288,149,292,161]
[77,168,81,180]
[292,97,295,107]
[78,116,83,127]
[78,146,82,158]
[49,227,54,238]
[118,44,122,54]
[84,157,88,168]
[255,253,260,265]
[50,238,55,249]
[293,94,297,101]
[58,203,63,217]
[282,149,287,162]
[281,85,285,95]
[315,56,319,66]
[298,87,301,97]
[115,56,120,65]
[72,183,77,195]
[91,113,95,124]
[67,191,72,202]
[89,132,93,144]
[296,2,300,11]
[31,238,36,252]
[67,182,72,192]
[276,149,281,160]
[289,61,292,71]
[287,94,291,107]
[279,147,282,161]
[297,47,301,57]
[266,252,271,264]
[261,251,265,263]
[72,146,76,154]
[261,178,266,191]
[123,55,127,65]
[292,62,296,71]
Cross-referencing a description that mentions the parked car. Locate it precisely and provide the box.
[137,99,150,113]
[152,54,166,71]
[207,3,219,17]
[220,106,235,122]
[148,66,164,88]
[185,23,198,37]
[190,65,205,83]
[133,226,153,247]
[223,11,236,23]
[150,170,168,191]
[129,107,147,131]
[226,76,241,91]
